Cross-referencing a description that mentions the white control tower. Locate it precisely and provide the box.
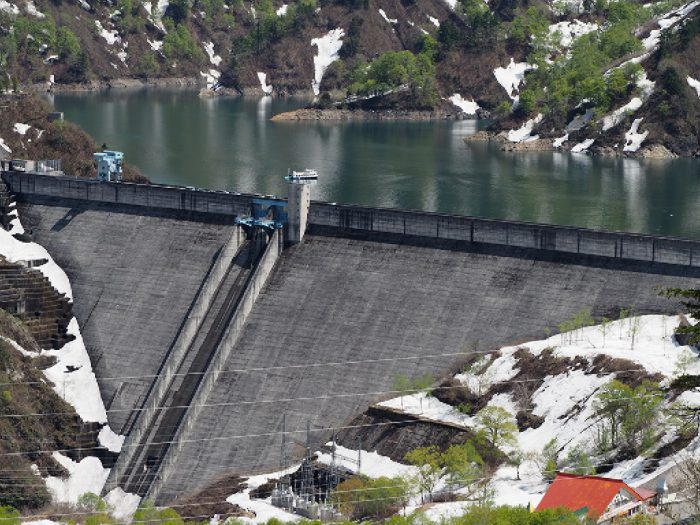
[285,169,317,244]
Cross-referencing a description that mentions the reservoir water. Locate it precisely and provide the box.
[51,89,700,238]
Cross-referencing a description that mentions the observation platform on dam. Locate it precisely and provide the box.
[5,171,700,502]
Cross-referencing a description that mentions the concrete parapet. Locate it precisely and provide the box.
[308,203,700,267]
[147,229,283,503]
[2,172,253,217]
[5,172,700,267]
[103,226,245,493]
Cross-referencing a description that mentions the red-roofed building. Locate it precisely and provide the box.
[536,473,656,524]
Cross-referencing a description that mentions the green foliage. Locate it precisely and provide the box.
[442,442,484,491]
[660,288,700,343]
[474,406,517,448]
[405,445,443,498]
[78,492,108,512]
[0,507,20,525]
[166,0,192,24]
[331,476,409,520]
[508,6,549,43]
[540,438,559,481]
[593,379,664,452]
[56,28,80,59]
[517,3,644,122]
[163,24,205,63]
[565,445,594,475]
[339,16,363,58]
[347,49,438,107]
[393,373,434,395]
[405,442,486,501]
[133,501,185,525]
[135,52,160,78]
[66,51,91,83]
[448,504,586,525]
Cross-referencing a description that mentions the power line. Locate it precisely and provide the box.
[0,364,665,419]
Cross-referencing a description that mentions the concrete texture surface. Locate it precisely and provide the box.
[158,232,700,501]
[18,197,236,433]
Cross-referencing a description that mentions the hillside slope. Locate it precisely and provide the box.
[1,0,698,154]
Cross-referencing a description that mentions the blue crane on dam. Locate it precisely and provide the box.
[235,169,317,244]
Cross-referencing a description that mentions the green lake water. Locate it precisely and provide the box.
[51,89,700,238]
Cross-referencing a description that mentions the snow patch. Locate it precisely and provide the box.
[200,69,221,90]
[0,138,12,154]
[257,72,273,95]
[688,76,700,98]
[378,8,397,24]
[98,425,125,452]
[507,113,543,142]
[276,3,287,15]
[25,0,44,17]
[448,94,479,115]
[494,58,536,100]
[147,39,163,52]
[104,488,141,522]
[623,118,648,152]
[602,97,643,131]
[13,122,30,135]
[95,20,120,45]
[204,41,222,67]
[227,466,301,523]
[548,19,597,48]
[443,0,457,8]
[316,443,419,478]
[311,28,344,96]
[427,14,440,27]
[571,137,594,152]
[0,0,20,14]
[553,133,568,147]
[45,452,109,504]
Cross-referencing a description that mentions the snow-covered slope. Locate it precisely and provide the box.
[0,210,125,504]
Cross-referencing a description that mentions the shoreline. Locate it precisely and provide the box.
[270,107,474,122]
[465,130,680,160]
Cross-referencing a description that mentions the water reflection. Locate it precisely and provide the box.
[51,89,700,238]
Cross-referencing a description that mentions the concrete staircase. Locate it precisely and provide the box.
[117,239,264,496]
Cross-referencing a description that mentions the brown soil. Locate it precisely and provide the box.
[173,474,251,522]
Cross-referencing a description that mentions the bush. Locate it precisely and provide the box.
[163,24,205,63]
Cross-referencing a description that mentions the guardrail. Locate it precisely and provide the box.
[145,229,284,502]
[103,226,244,493]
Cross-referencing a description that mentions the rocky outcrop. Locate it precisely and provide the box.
[635,144,679,159]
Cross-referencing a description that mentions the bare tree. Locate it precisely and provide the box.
[675,452,700,514]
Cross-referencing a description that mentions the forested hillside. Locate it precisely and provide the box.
[0,0,698,153]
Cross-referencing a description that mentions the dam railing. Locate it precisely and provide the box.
[4,171,700,267]
[103,226,245,493]
[145,228,284,503]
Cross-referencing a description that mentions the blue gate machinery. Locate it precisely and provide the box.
[234,197,288,232]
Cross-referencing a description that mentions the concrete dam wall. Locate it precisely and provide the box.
[7,171,700,502]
